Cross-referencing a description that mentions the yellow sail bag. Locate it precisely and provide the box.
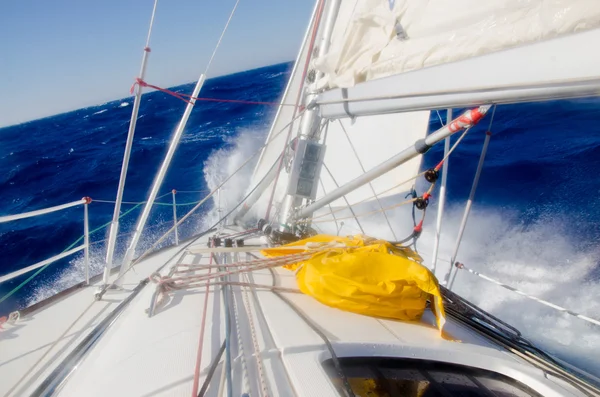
[262,235,445,333]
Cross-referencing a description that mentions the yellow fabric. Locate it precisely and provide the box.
[262,234,445,333]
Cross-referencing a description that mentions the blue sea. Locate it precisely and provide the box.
[1,62,599,374]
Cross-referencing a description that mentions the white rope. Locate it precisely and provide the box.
[238,253,270,397]
[318,177,340,233]
[125,110,306,274]
[0,198,85,223]
[320,162,365,234]
[0,245,86,284]
[229,264,252,396]
[310,126,471,225]
[456,263,600,327]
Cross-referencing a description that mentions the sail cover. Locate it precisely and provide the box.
[261,234,446,333]
[315,0,600,89]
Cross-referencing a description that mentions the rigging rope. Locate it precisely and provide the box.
[217,254,234,397]
[223,255,252,397]
[434,126,472,171]
[95,133,300,297]
[94,190,210,206]
[191,249,213,397]
[131,78,296,107]
[124,110,307,271]
[238,252,270,397]
[308,126,471,226]
[265,268,356,397]
[205,0,240,74]
[320,162,366,234]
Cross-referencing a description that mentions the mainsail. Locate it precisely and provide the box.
[316,0,600,89]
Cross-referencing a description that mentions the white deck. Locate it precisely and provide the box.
[0,226,588,396]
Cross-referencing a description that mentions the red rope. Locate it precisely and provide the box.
[414,220,424,233]
[131,77,296,107]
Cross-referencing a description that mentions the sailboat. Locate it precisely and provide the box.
[1,0,600,396]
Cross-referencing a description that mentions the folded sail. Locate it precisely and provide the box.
[315,0,600,89]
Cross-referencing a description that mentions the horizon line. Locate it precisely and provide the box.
[0,60,293,130]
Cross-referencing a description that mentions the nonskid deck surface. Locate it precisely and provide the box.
[0,226,586,396]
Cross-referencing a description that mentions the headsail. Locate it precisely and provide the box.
[314,112,429,238]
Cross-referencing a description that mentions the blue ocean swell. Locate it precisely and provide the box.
[0,63,289,312]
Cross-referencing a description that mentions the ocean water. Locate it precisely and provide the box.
[1,62,599,375]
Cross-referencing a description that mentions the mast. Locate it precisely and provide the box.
[102,0,159,286]
[277,0,342,230]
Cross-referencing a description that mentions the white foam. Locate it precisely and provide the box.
[28,223,174,305]
[333,202,600,375]
[92,109,108,115]
[425,206,600,375]
[119,102,130,108]
[201,128,267,228]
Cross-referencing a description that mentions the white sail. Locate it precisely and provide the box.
[312,1,427,200]
[320,113,429,205]
[246,0,431,235]
[315,0,600,89]
[307,1,430,237]
[312,112,429,238]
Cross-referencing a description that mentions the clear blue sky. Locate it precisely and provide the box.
[0,0,314,127]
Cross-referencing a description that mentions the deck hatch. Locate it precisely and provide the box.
[323,357,543,397]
